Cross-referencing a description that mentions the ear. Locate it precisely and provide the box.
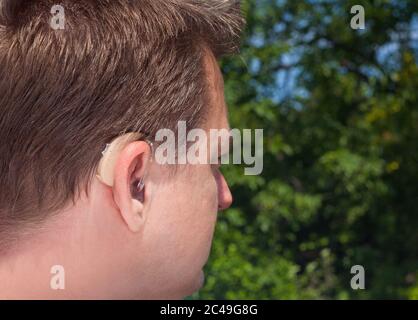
[112,140,152,233]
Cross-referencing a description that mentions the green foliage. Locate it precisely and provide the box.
[192,0,418,299]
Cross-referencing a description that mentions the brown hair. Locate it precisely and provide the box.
[0,0,244,244]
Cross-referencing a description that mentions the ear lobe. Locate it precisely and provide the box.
[111,140,152,233]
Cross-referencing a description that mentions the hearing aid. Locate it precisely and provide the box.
[96,132,153,188]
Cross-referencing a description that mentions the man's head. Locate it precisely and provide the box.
[0,0,243,299]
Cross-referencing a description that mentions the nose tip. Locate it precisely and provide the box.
[220,191,233,211]
[218,175,233,211]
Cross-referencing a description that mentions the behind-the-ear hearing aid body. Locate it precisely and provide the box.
[96,132,153,188]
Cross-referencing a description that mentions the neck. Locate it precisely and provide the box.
[0,204,115,299]
[0,211,86,299]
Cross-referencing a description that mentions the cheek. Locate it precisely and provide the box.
[146,166,219,256]
[170,168,219,256]
[204,175,220,213]
[186,166,219,213]
[184,167,219,235]
[141,167,219,294]
[137,167,222,294]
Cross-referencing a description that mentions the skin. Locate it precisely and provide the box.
[0,49,233,300]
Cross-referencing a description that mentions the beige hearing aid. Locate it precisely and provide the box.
[96,132,143,187]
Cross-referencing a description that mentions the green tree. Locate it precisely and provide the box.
[192,0,418,299]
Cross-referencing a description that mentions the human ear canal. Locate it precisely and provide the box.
[131,179,145,203]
